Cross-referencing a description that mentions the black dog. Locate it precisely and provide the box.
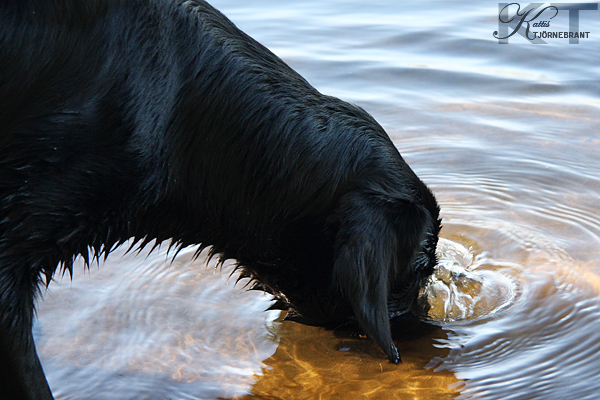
[0,0,440,398]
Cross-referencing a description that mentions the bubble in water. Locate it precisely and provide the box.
[418,238,517,323]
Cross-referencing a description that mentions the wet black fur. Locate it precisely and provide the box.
[0,0,440,398]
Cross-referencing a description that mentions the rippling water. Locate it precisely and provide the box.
[34,1,600,399]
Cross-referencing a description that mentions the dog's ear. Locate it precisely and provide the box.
[332,191,432,363]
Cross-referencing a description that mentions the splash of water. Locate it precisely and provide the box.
[418,238,517,323]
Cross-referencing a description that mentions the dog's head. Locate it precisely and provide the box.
[251,174,440,364]
[328,183,440,363]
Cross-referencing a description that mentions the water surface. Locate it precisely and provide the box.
[35,1,600,399]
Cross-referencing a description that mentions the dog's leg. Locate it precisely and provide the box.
[0,276,53,400]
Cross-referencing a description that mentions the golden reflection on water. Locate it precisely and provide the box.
[238,316,460,400]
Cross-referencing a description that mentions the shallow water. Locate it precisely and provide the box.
[34,1,600,399]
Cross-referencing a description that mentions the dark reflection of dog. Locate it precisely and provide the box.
[0,0,441,398]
